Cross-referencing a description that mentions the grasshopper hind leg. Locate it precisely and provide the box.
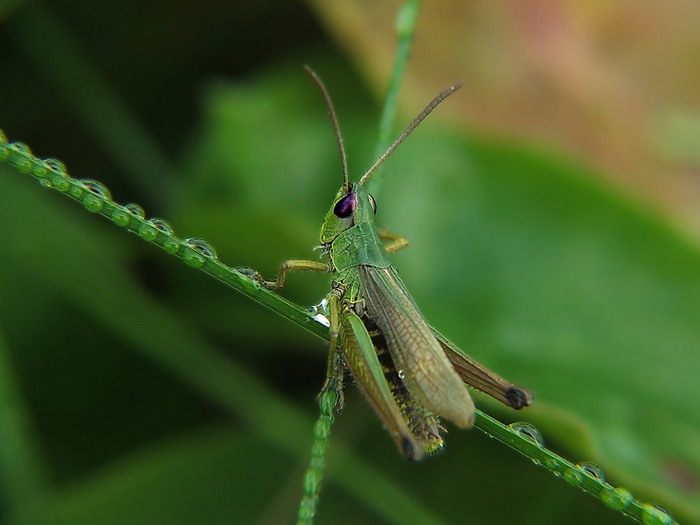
[506,386,534,410]
[338,310,426,460]
[432,329,535,410]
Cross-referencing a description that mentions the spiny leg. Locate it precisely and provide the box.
[262,259,330,289]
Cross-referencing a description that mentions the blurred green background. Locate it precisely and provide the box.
[1,1,699,524]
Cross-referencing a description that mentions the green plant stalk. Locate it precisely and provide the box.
[297,3,424,521]
[366,0,422,197]
[0,125,677,525]
[297,377,339,525]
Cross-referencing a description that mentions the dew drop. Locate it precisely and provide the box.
[83,195,103,212]
[10,146,32,172]
[182,250,205,268]
[163,238,181,254]
[236,266,264,281]
[9,141,32,156]
[580,463,605,483]
[397,369,406,380]
[112,209,130,227]
[138,224,158,241]
[79,179,112,201]
[69,185,84,198]
[601,486,633,511]
[641,504,675,525]
[508,422,544,447]
[312,313,331,327]
[147,218,174,235]
[8,142,33,172]
[183,237,218,259]
[309,297,330,316]
[32,163,48,179]
[43,158,68,176]
[39,179,52,188]
[54,177,71,192]
[563,467,583,486]
[308,298,327,317]
[18,159,32,173]
[544,457,559,471]
[124,203,145,219]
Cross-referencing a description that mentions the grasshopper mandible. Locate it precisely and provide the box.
[264,67,533,460]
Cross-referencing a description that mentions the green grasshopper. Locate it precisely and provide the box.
[264,67,533,460]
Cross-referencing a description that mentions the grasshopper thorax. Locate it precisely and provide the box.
[320,183,377,246]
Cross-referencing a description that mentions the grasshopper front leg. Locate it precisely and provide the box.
[263,259,331,289]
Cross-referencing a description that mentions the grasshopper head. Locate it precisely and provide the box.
[320,183,377,246]
[305,66,458,249]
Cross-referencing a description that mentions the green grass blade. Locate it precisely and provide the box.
[366,0,422,197]
[0,112,680,525]
[0,331,49,514]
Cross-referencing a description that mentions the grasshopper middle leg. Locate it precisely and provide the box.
[379,231,409,254]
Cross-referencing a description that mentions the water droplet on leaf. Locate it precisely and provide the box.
[184,237,217,259]
[507,422,544,447]
[147,218,174,235]
[79,179,112,201]
[124,203,145,219]
[601,486,633,510]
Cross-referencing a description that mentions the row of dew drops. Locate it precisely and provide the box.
[0,131,225,270]
[508,422,677,525]
[0,130,678,525]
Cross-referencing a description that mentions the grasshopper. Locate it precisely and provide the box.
[264,67,533,460]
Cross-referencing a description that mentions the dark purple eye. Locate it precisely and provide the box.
[334,193,356,218]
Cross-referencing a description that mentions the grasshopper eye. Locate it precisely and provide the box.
[334,193,356,218]
[368,193,377,214]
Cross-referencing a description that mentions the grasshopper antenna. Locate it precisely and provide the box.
[304,66,350,192]
[359,81,462,187]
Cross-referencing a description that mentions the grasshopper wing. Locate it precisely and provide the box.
[359,266,475,429]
